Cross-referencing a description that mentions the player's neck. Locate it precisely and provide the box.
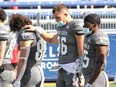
[93,27,99,33]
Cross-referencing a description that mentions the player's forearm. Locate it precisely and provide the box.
[35,27,58,44]
[0,41,7,66]
[88,64,102,84]
[16,60,25,79]
[16,45,30,81]
[40,32,56,44]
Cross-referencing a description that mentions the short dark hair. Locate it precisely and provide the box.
[84,13,101,25]
[9,14,32,32]
[52,4,68,14]
[0,8,6,22]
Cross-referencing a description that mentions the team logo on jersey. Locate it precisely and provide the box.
[21,32,34,40]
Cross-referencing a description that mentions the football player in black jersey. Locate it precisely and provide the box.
[0,8,16,87]
[9,14,45,87]
[83,13,110,87]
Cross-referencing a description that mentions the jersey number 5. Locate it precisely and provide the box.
[83,56,90,68]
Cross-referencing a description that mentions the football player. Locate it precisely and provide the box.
[9,14,45,87]
[0,8,16,87]
[83,13,110,87]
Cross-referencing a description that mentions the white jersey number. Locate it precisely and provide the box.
[5,38,16,58]
[83,55,90,68]
[60,37,67,55]
[35,39,46,61]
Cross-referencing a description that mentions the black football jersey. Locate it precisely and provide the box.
[83,31,110,75]
[18,29,45,67]
[56,20,84,64]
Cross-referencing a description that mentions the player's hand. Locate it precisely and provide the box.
[75,56,84,73]
[22,25,36,32]
[85,83,92,87]
[78,75,85,87]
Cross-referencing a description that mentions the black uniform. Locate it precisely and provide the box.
[56,20,84,87]
[0,26,16,87]
[18,30,45,87]
[83,31,110,87]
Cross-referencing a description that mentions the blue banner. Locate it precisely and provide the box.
[106,34,116,79]
[40,43,58,81]
[41,34,116,81]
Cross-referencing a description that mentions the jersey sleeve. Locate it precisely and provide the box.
[95,35,109,46]
[72,21,84,35]
[0,29,9,41]
[18,30,35,41]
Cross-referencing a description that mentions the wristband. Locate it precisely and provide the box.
[35,26,44,35]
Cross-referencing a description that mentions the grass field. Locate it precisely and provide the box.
[43,81,116,87]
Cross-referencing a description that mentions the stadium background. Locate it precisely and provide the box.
[1,0,116,86]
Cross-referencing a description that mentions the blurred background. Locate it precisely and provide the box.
[1,0,116,84]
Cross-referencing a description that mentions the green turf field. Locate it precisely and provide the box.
[109,82,116,87]
[43,82,116,87]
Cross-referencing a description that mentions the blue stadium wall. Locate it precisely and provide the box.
[41,33,116,81]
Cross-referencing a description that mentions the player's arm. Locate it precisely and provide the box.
[88,45,108,85]
[0,40,7,66]
[40,32,59,44]
[16,40,32,80]
[73,22,84,87]
[72,22,84,57]
[16,31,35,81]
[22,25,59,44]
[75,35,84,87]
[0,31,8,66]
[75,35,84,57]
[87,35,109,86]
[74,22,84,64]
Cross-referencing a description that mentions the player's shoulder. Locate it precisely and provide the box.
[18,30,35,41]
[0,26,10,40]
[93,31,109,45]
[69,20,83,34]
[94,31,109,38]
[70,20,81,26]
[70,20,82,29]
